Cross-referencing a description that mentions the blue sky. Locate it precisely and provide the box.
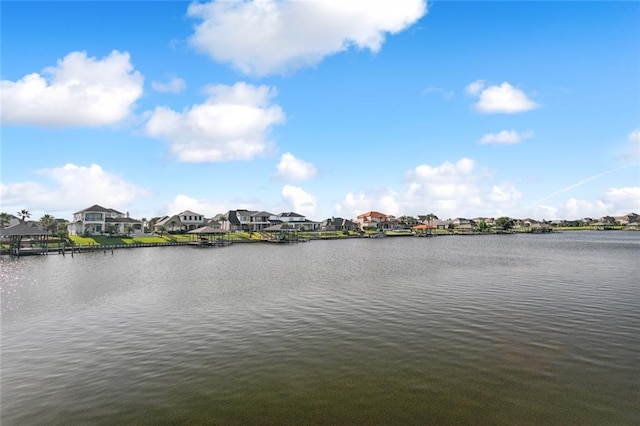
[1,0,639,222]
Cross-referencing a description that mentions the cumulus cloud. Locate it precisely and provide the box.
[145,82,285,162]
[479,130,533,145]
[467,81,539,114]
[0,163,150,214]
[167,194,238,217]
[602,186,640,212]
[151,76,186,94]
[335,158,522,219]
[187,0,427,76]
[281,185,317,216]
[275,153,318,181]
[1,51,143,127]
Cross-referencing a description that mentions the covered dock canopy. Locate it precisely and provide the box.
[262,223,301,242]
[1,221,50,255]
[411,223,436,236]
[187,226,230,245]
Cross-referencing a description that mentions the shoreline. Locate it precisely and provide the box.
[2,228,637,257]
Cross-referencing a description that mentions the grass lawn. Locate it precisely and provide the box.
[69,235,176,246]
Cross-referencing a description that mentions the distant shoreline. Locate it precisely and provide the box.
[2,227,637,257]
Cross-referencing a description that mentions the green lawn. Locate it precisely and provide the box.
[69,235,176,246]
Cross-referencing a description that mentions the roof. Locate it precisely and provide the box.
[251,211,273,217]
[188,226,228,234]
[262,223,299,232]
[178,210,204,217]
[227,211,241,225]
[73,204,123,215]
[412,224,435,230]
[357,211,393,219]
[155,215,183,227]
[0,221,48,236]
[279,212,305,218]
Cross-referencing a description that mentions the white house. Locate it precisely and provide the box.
[68,205,143,236]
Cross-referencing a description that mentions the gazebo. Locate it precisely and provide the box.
[0,222,50,256]
[411,223,435,237]
[262,223,301,243]
[187,226,230,246]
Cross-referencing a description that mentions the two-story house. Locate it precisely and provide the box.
[354,211,396,231]
[68,204,143,236]
[320,217,357,232]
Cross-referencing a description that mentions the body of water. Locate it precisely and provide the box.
[2,232,639,424]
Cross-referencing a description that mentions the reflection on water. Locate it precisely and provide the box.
[2,232,639,424]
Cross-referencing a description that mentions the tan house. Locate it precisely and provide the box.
[354,211,396,230]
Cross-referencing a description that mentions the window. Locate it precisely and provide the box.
[85,213,103,221]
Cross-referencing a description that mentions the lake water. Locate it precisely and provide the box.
[1,232,639,424]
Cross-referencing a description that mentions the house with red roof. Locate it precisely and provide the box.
[354,211,396,231]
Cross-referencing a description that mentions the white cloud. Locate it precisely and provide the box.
[468,81,539,114]
[145,82,285,162]
[0,163,150,215]
[602,186,640,212]
[187,0,427,76]
[335,158,521,219]
[524,186,640,220]
[281,185,317,216]
[1,51,143,127]
[479,130,533,145]
[151,76,186,94]
[167,194,239,217]
[630,129,640,144]
[275,153,318,181]
[465,79,485,96]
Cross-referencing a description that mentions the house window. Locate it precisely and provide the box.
[85,213,103,221]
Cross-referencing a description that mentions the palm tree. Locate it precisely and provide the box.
[107,224,117,236]
[17,209,31,223]
[38,214,56,234]
[57,222,69,238]
[125,224,135,237]
[0,212,12,228]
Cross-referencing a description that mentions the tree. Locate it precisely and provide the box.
[477,221,490,233]
[38,214,56,234]
[17,209,31,222]
[0,212,12,228]
[107,224,117,236]
[157,226,167,237]
[57,222,69,237]
[125,224,135,237]
[398,215,417,227]
[495,216,514,231]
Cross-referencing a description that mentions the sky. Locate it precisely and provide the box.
[1,0,639,223]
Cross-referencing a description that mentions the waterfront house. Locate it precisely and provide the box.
[68,205,143,236]
[216,210,268,232]
[277,212,320,231]
[177,210,206,231]
[320,217,357,232]
[154,215,183,233]
[355,211,396,231]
